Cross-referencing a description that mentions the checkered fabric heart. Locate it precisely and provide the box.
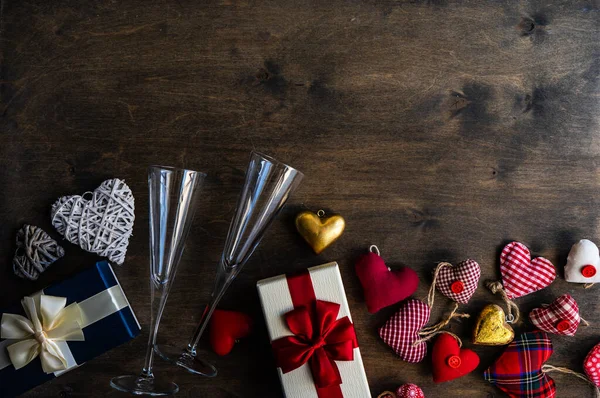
[436,259,480,304]
[529,294,580,336]
[500,242,556,299]
[584,343,600,387]
[484,331,556,398]
[379,299,430,363]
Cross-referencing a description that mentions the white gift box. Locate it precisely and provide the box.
[257,262,370,398]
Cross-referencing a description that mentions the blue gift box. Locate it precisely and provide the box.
[0,261,141,397]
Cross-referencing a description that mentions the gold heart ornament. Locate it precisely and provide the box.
[473,304,514,346]
[295,210,345,254]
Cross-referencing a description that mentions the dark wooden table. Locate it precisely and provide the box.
[1,1,599,397]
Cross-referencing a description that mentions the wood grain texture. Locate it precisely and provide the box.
[0,0,598,397]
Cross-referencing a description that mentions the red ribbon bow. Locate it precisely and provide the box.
[272,300,358,388]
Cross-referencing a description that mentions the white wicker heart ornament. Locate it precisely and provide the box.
[51,178,135,265]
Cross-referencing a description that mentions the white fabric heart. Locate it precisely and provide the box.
[51,178,135,265]
[565,239,600,284]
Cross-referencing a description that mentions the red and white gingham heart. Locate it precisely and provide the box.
[584,343,600,387]
[436,259,481,304]
[500,242,556,299]
[529,294,580,336]
[379,299,430,363]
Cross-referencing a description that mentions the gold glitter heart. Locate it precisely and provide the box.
[473,304,514,346]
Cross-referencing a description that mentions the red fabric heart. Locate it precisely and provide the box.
[432,333,479,383]
[500,242,556,299]
[436,259,481,304]
[356,252,419,313]
[529,294,581,336]
[484,331,556,398]
[209,309,253,356]
[584,343,600,387]
[379,299,430,363]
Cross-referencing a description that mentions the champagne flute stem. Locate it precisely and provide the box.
[142,282,169,376]
[187,264,234,354]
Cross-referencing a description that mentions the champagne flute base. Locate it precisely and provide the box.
[110,374,179,396]
[154,344,218,377]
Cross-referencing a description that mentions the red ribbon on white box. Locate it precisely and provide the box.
[272,272,358,396]
[257,262,370,398]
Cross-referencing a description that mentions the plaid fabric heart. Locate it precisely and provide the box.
[529,294,580,336]
[584,343,600,387]
[379,299,430,363]
[484,331,556,398]
[500,242,556,299]
[436,259,480,304]
[565,239,600,284]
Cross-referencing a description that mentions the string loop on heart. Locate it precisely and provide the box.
[486,281,520,324]
[414,330,463,347]
[427,262,453,308]
[369,245,380,256]
[414,262,471,345]
[542,365,600,398]
[317,209,325,217]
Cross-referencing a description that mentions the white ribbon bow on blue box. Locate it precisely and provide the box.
[0,261,140,396]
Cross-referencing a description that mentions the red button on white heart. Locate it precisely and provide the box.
[582,265,597,278]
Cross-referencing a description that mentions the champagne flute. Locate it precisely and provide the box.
[110,166,206,395]
[155,152,303,377]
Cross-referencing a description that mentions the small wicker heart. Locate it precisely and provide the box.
[13,224,65,280]
[51,178,135,265]
[473,304,514,346]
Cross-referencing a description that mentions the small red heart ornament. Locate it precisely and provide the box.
[356,252,419,313]
[432,333,479,383]
[436,259,481,304]
[396,383,425,398]
[500,242,556,299]
[484,331,556,398]
[529,294,581,336]
[379,299,430,363]
[209,309,253,356]
[584,342,600,387]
